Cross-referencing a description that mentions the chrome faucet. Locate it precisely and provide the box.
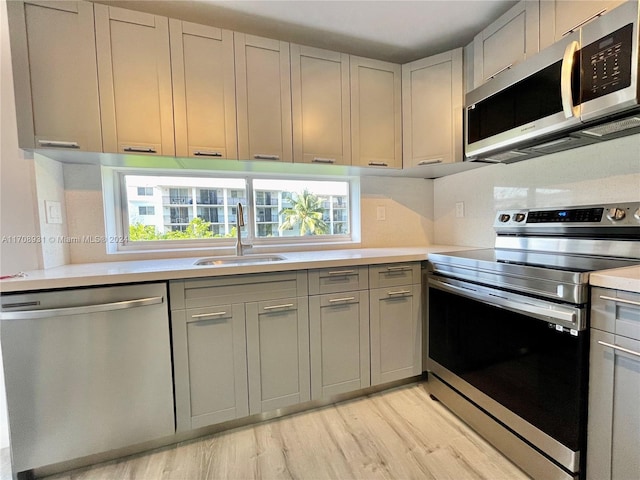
[236,203,246,256]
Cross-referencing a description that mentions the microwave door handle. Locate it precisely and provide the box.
[561,40,580,119]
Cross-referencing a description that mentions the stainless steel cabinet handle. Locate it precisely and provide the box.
[368,161,388,167]
[191,311,227,319]
[312,157,336,164]
[387,266,410,272]
[328,270,356,276]
[487,63,513,80]
[123,146,157,153]
[562,9,606,36]
[263,303,294,311]
[561,40,580,119]
[328,297,356,303]
[598,341,640,359]
[0,296,163,320]
[254,154,280,161]
[193,151,222,157]
[417,159,442,166]
[37,140,79,149]
[599,295,640,307]
[388,290,411,296]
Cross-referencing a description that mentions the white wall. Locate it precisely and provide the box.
[433,134,640,248]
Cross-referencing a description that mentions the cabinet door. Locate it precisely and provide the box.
[370,284,421,385]
[350,56,401,169]
[473,0,539,87]
[235,34,292,163]
[172,305,249,431]
[402,49,463,167]
[246,297,310,414]
[171,20,237,159]
[291,45,351,165]
[8,1,102,151]
[540,0,627,50]
[588,329,640,480]
[309,291,370,399]
[95,4,174,156]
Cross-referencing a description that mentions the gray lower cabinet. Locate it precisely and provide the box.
[170,271,309,431]
[369,263,422,385]
[587,287,640,480]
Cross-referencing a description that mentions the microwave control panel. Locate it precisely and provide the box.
[581,23,633,102]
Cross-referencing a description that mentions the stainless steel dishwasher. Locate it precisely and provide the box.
[0,283,175,474]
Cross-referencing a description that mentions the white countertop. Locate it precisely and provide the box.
[590,265,640,294]
[0,246,472,293]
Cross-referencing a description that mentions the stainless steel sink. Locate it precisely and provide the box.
[194,254,286,266]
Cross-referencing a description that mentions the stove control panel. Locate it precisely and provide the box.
[494,202,640,228]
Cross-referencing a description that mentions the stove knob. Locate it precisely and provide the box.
[635,208,640,222]
[606,207,626,221]
[499,214,511,223]
[514,213,526,222]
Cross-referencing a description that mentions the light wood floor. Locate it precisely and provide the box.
[14,382,531,480]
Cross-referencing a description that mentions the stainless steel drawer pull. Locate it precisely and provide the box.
[328,270,356,276]
[0,296,163,320]
[194,151,222,157]
[417,159,442,166]
[598,341,640,359]
[386,266,409,272]
[263,303,294,311]
[123,146,157,153]
[562,9,606,36]
[312,157,336,164]
[254,154,280,161]
[368,161,388,167]
[599,295,640,307]
[488,63,513,80]
[388,290,411,296]
[191,311,226,319]
[37,140,79,149]
[328,297,356,303]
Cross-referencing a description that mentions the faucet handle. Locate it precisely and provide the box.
[237,203,245,227]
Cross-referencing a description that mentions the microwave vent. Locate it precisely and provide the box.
[581,117,640,137]
[486,150,529,162]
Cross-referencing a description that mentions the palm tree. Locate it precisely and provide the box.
[279,190,329,236]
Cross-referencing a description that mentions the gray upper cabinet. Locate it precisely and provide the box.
[350,56,402,169]
[540,0,627,50]
[402,49,463,167]
[369,263,422,385]
[235,34,293,163]
[170,20,237,160]
[95,4,174,156]
[7,1,102,152]
[587,287,640,480]
[472,0,539,88]
[291,45,351,166]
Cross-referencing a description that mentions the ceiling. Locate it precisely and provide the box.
[94,0,519,63]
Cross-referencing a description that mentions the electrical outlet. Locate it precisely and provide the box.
[45,201,62,224]
[455,202,465,218]
[376,206,386,221]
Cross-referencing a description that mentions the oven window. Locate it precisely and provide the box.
[429,286,587,451]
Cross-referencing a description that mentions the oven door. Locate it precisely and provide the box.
[428,275,588,475]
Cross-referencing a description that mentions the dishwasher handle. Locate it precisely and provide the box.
[0,296,164,320]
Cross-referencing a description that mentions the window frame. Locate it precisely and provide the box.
[104,168,359,254]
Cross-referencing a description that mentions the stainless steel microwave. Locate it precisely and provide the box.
[465,0,640,163]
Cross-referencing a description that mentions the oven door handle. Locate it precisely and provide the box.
[430,279,577,326]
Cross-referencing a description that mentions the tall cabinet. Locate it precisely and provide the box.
[95,4,175,156]
[402,49,463,167]
[587,287,640,480]
[170,20,237,159]
[291,45,351,166]
[7,1,102,152]
[235,34,293,163]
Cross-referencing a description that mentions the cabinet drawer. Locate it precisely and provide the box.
[592,287,640,340]
[308,266,368,295]
[369,262,420,289]
[170,271,308,309]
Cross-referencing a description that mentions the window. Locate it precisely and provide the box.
[112,172,357,250]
